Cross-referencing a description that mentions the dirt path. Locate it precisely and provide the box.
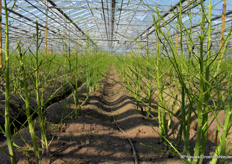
[45,65,183,164]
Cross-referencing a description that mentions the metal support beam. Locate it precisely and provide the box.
[12,5,232,15]
[47,0,97,48]
[5,7,56,34]
[25,0,81,46]
[25,40,27,51]
[146,35,148,57]
[115,0,124,33]
[10,5,157,13]
[65,31,67,63]
[101,0,109,48]
[176,26,179,50]
[45,0,48,56]
[82,43,84,55]
[75,39,78,50]
[0,0,2,69]
[84,22,151,27]
[131,0,201,43]
[220,0,227,53]
[110,0,116,49]
[4,5,83,48]
[85,0,104,40]
[216,0,227,72]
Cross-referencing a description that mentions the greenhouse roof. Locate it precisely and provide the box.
[2,0,232,53]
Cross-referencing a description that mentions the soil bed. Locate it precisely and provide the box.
[45,65,183,164]
[0,65,231,163]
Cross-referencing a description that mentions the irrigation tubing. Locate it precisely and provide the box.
[109,91,139,164]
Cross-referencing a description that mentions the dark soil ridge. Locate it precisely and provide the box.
[0,79,83,139]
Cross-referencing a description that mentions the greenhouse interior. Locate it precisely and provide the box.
[0,0,232,163]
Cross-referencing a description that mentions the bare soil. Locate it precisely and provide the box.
[44,65,183,164]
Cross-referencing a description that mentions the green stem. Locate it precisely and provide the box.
[154,14,168,146]
[210,76,232,164]
[193,2,206,162]
[35,22,49,154]
[200,1,212,163]
[18,44,40,164]
[4,0,16,162]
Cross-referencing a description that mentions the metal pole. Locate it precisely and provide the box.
[45,0,48,56]
[220,0,227,53]
[75,39,77,53]
[82,43,84,55]
[216,0,227,74]
[176,26,179,51]
[0,0,2,69]
[65,31,67,63]
[146,35,148,57]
